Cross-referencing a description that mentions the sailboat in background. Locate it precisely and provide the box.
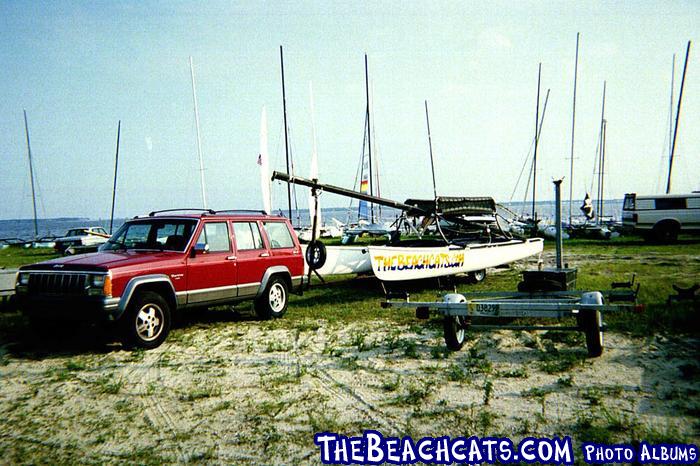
[299,82,371,276]
[343,54,392,241]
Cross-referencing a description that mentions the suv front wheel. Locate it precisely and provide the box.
[121,291,171,349]
[255,276,289,319]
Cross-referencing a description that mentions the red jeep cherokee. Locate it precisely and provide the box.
[15,209,304,348]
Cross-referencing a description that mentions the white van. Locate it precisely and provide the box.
[622,192,700,241]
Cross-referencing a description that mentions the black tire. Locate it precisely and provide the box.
[443,315,469,351]
[468,269,486,284]
[578,309,603,357]
[653,221,679,243]
[255,276,289,320]
[120,291,171,349]
[305,240,327,271]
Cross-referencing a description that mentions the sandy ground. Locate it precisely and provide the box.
[0,306,698,464]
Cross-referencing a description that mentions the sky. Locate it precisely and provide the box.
[1,0,698,220]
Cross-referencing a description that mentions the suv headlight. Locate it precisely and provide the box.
[87,273,112,297]
[16,272,30,287]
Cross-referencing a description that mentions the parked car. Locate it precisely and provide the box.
[54,226,110,254]
[622,192,700,242]
[15,210,304,348]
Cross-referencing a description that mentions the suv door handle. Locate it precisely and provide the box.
[259,252,270,257]
[226,255,237,260]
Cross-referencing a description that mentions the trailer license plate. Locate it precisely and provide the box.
[469,303,500,316]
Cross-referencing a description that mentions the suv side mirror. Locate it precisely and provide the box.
[192,243,209,257]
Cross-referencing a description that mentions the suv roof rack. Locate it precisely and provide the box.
[136,208,270,219]
[214,209,268,215]
[144,208,216,217]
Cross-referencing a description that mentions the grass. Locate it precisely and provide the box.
[0,247,60,269]
[0,235,698,463]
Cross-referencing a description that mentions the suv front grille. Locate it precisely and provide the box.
[28,273,88,295]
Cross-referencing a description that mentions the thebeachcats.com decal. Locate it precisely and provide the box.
[372,252,465,273]
[313,431,699,465]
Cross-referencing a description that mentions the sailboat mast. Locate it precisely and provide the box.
[532,63,541,220]
[568,33,580,225]
[23,110,38,237]
[667,40,691,194]
[109,120,121,234]
[596,81,606,222]
[669,54,675,165]
[189,57,207,209]
[364,54,374,222]
[280,46,293,220]
[424,101,438,205]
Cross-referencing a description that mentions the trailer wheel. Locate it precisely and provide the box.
[468,269,486,284]
[443,316,469,350]
[580,310,603,357]
[578,292,604,357]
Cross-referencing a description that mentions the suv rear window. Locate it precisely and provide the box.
[263,222,294,249]
[233,222,264,250]
[655,198,686,210]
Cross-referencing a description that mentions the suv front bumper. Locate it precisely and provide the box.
[15,293,121,322]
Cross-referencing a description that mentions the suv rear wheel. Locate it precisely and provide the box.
[121,291,171,349]
[652,221,680,243]
[255,276,288,319]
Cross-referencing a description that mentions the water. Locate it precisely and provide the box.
[0,218,127,241]
[0,200,623,240]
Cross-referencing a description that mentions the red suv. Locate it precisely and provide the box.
[15,210,304,348]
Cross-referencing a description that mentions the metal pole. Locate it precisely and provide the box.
[109,120,121,234]
[189,57,207,209]
[280,46,292,219]
[364,54,374,222]
[554,179,563,270]
[568,33,580,225]
[532,63,541,221]
[596,81,606,223]
[600,120,607,222]
[667,40,691,194]
[424,101,438,201]
[23,110,38,237]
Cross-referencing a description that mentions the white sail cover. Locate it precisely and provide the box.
[259,106,272,214]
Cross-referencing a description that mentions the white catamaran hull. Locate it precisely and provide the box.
[367,238,544,281]
[301,244,372,276]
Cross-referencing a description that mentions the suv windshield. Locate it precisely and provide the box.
[100,219,197,252]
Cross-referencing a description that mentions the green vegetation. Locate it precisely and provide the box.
[0,247,59,269]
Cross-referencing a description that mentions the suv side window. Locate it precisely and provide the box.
[233,222,264,250]
[195,222,230,253]
[263,222,294,249]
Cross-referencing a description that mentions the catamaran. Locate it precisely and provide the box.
[273,173,544,282]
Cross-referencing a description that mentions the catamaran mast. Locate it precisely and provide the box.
[189,57,207,209]
[666,40,691,194]
[109,120,121,234]
[280,46,293,220]
[596,81,607,223]
[568,33,580,225]
[424,101,438,207]
[364,53,375,222]
[22,110,38,238]
[532,63,542,220]
[669,54,675,169]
